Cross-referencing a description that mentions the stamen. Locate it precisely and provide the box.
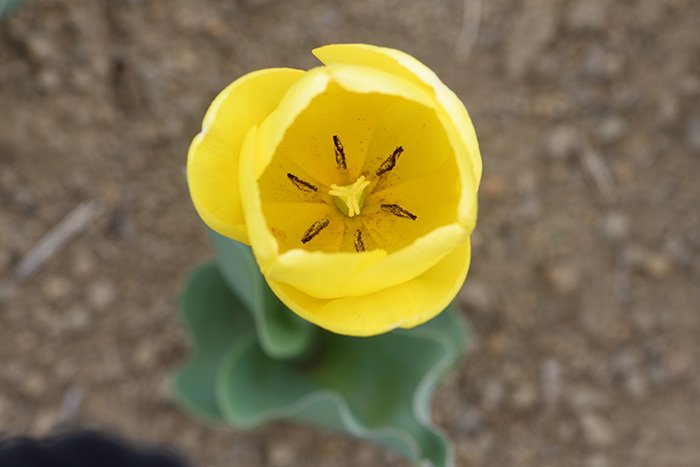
[333,135,347,170]
[301,218,330,244]
[354,229,365,252]
[287,173,318,192]
[376,146,404,176]
[381,204,417,220]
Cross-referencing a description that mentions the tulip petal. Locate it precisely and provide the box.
[261,201,345,253]
[238,61,475,309]
[188,68,304,243]
[266,223,466,299]
[313,44,482,188]
[267,238,472,336]
[364,100,455,192]
[256,65,436,187]
[362,163,461,252]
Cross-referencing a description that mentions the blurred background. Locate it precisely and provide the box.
[1,0,699,466]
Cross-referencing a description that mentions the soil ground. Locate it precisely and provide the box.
[1,1,699,466]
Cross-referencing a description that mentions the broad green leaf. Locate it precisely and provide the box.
[216,303,466,467]
[172,262,254,421]
[208,229,314,360]
[0,0,23,19]
[174,253,467,466]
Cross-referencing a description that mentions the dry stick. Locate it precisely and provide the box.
[58,387,84,424]
[541,359,561,412]
[14,200,103,281]
[454,0,482,62]
[578,145,616,203]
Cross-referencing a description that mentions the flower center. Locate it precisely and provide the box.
[328,176,371,218]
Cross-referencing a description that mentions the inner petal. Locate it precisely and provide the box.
[271,83,400,187]
[257,78,459,255]
[258,151,327,203]
[361,158,460,252]
[261,201,345,253]
[364,100,454,192]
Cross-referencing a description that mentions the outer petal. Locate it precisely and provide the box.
[266,224,467,299]
[240,64,465,299]
[267,238,472,336]
[187,68,304,243]
[312,44,482,189]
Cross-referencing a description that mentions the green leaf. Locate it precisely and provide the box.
[208,229,314,360]
[0,0,23,19]
[171,262,254,422]
[174,251,467,466]
[216,303,466,467]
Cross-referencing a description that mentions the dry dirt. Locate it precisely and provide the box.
[1,1,699,466]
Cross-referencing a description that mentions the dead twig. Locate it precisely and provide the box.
[58,387,84,424]
[454,0,482,62]
[541,358,561,411]
[578,145,616,203]
[13,200,103,281]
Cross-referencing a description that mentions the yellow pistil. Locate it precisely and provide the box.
[328,176,371,218]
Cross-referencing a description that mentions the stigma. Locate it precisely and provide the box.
[328,176,371,217]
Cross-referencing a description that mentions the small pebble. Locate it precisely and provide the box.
[636,0,665,27]
[587,454,611,467]
[456,407,482,435]
[581,413,615,447]
[541,359,561,409]
[557,421,577,442]
[625,246,673,278]
[584,47,623,80]
[269,442,296,466]
[481,378,505,410]
[595,116,626,144]
[610,348,647,398]
[485,333,507,355]
[567,386,609,412]
[41,276,72,301]
[480,175,506,198]
[63,306,91,333]
[663,236,694,268]
[133,341,158,370]
[0,281,16,303]
[54,360,78,383]
[0,249,12,274]
[26,35,55,60]
[600,212,630,242]
[459,280,494,312]
[510,383,538,412]
[566,0,608,32]
[546,125,580,160]
[685,115,700,153]
[546,264,581,295]
[656,92,679,125]
[21,371,48,399]
[679,75,700,97]
[32,410,58,435]
[0,394,7,420]
[70,248,96,278]
[87,280,116,311]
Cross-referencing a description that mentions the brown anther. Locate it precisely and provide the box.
[381,204,417,220]
[301,218,330,244]
[287,173,318,192]
[376,146,404,176]
[353,229,365,252]
[333,135,347,170]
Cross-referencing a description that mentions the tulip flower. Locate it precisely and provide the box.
[188,44,481,336]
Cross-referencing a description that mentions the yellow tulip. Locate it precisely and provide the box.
[188,44,482,336]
